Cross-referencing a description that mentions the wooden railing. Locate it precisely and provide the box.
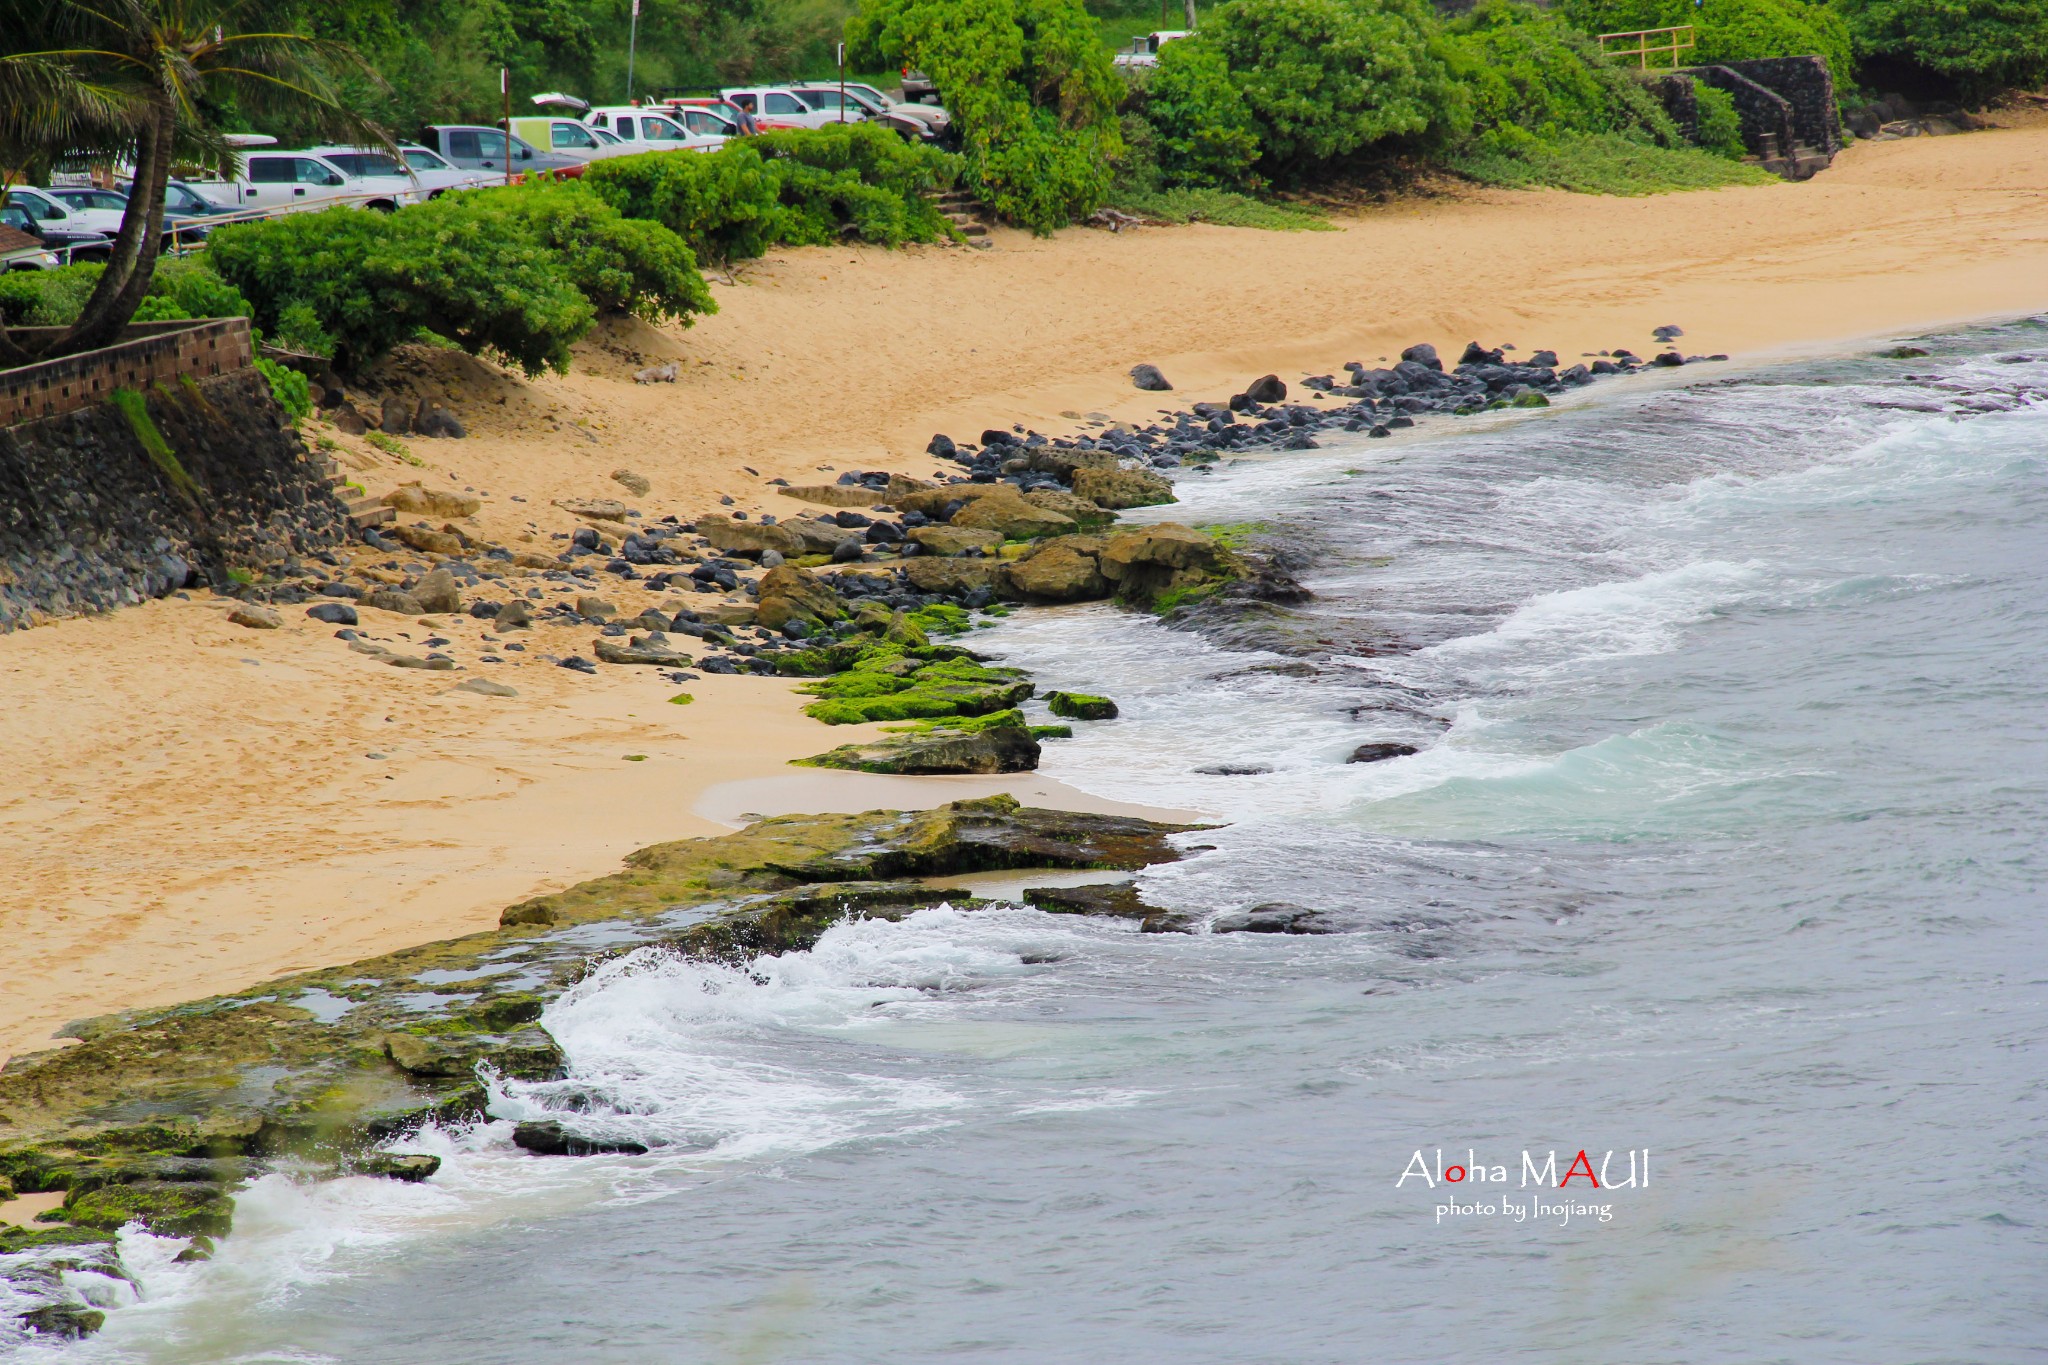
[1598,25,1697,70]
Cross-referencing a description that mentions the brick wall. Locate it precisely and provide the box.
[0,318,255,429]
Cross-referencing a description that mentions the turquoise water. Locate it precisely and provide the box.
[22,326,2048,1363]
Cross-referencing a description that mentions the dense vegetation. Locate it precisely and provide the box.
[583,123,954,260]
[846,0,1125,231]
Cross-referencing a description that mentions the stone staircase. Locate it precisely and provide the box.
[313,454,392,532]
[935,189,993,240]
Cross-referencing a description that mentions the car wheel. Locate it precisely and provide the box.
[367,199,398,213]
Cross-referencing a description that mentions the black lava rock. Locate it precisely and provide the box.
[306,602,358,625]
[1347,742,1420,763]
[1130,363,1173,391]
[511,1120,650,1157]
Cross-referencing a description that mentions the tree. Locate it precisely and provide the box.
[1834,0,2048,100]
[1141,38,1262,188]
[0,0,383,367]
[1198,0,1467,180]
[845,0,1124,232]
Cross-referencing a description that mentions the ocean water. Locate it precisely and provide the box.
[15,326,2048,1363]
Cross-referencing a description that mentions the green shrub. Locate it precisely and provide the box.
[207,187,707,375]
[753,122,957,245]
[146,255,254,322]
[444,182,715,322]
[847,0,1125,232]
[1141,40,1263,189]
[1693,83,1747,156]
[1445,1,1680,145]
[1196,0,1470,181]
[1452,127,1777,192]
[0,263,103,327]
[255,356,313,420]
[1834,0,2048,101]
[271,301,335,357]
[1557,0,1854,90]
[582,147,787,265]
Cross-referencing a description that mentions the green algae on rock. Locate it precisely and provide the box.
[0,797,1204,1338]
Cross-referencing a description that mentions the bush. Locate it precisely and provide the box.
[1445,1,1680,145]
[753,122,956,245]
[206,187,710,375]
[145,255,254,322]
[847,0,1125,232]
[0,263,103,327]
[1557,0,1854,91]
[1693,83,1747,156]
[443,183,715,322]
[1140,39,1264,189]
[1452,127,1777,192]
[1196,0,1469,181]
[208,206,593,375]
[583,147,787,264]
[1834,0,2048,101]
[255,356,312,420]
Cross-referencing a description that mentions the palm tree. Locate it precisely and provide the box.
[0,0,388,367]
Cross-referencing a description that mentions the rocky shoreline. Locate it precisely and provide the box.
[0,332,1701,1340]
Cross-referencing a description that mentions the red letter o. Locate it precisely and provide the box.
[1445,1165,1466,1183]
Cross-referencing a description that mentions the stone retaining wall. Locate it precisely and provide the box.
[0,368,350,631]
[0,319,254,428]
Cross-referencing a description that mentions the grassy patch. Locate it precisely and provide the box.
[365,430,423,466]
[1105,187,1334,231]
[668,692,695,705]
[1451,133,1776,195]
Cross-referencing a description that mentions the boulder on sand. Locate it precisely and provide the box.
[698,513,805,560]
[754,565,845,630]
[1130,363,1173,391]
[382,482,480,519]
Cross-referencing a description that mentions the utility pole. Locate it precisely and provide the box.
[1185,0,1197,30]
[501,68,512,187]
[837,42,846,123]
[626,0,641,102]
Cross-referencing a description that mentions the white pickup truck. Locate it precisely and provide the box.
[203,150,425,215]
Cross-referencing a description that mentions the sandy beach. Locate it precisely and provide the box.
[4,118,2047,1065]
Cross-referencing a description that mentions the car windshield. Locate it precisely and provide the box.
[325,153,403,176]
[591,127,623,144]
[402,148,453,171]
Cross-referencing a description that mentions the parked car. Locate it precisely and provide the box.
[660,102,745,139]
[306,145,475,200]
[1113,30,1191,68]
[393,144,496,192]
[205,150,425,214]
[45,183,220,249]
[505,116,645,162]
[418,125,584,179]
[1,188,114,261]
[900,69,939,103]
[791,82,953,145]
[718,87,855,131]
[0,209,62,270]
[579,106,723,153]
[661,96,758,136]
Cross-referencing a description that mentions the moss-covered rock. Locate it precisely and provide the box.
[799,718,1041,774]
[58,1179,235,1238]
[799,655,1032,725]
[1073,466,1175,509]
[0,795,1205,1306]
[1045,690,1119,720]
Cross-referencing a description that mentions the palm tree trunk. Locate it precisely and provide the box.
[54,94,172,356]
